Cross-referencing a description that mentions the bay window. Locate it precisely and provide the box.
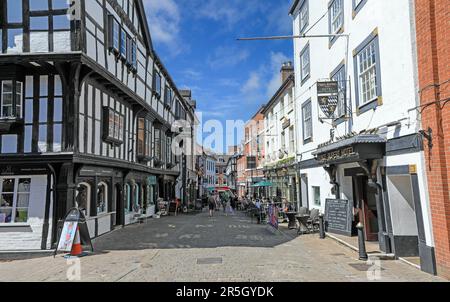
[103,107,124,145]
[1,80,23,119]
[137,118,152,160]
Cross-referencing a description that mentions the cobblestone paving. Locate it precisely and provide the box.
[0,211,445,282]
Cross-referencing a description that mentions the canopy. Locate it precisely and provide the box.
[252,181,273,187]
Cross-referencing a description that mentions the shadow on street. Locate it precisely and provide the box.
[92,210,299,251]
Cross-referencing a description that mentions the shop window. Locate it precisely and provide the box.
[97,182,108,215]
[313,186,321,206]
[125,184,132,213]
[103,107,124,145]
[76,183,91,217]
[0,178,31,223]
[1,80,23,119]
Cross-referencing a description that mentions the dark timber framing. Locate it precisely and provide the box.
[0,0,195,250]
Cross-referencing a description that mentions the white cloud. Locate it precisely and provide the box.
[266,52,291,97]
[143,0,184,56]
[207,46,250,68]
[241,72,261,94]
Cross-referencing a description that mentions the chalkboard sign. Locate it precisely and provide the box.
[324,199,353,236]
[168,202,178,216]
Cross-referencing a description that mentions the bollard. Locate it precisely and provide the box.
[356,222,368,261]
[318,213,326,239]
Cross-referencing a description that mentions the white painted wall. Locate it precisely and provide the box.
[291,0,433,248]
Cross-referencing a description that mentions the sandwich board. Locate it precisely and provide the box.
[54,208,94,256]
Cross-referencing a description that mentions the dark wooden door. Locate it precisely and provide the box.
[354,176,379,241]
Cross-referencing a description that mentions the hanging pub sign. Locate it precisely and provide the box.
[317,81,339,119]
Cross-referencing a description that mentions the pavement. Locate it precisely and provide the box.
[0,210,445,282]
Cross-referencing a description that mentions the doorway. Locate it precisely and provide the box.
[353,175,379,241]
[114,184,123,226]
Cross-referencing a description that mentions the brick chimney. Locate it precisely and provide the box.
[281,61,294,83]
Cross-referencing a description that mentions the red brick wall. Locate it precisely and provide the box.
[415,0,450,278]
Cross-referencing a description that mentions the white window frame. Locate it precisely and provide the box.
[330,0,344,35]
[357,40,378,105]
[300,45,310,82]
[0,177,32,224]
[302,100,312,142]
[299,0,309,33]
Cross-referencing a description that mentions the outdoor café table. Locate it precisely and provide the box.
[286,212,298,229]
[296,215,310,235]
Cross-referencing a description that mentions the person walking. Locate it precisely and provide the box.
[208,194,216,217]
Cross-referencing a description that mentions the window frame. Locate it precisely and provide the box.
[300,43,311,85]
[102,107,124,145]
[0,177,32,224]
[352,0,368,18]
[137,117,153,161]
[299,0,309,34]
[302,99,313,144]
[330,61,347,124]
[328,0,344,46]
[0,79,23,119]
[353,31,383,115]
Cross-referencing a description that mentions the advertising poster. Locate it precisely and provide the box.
[57,221,78,252]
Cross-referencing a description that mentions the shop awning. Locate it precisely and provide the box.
[313,134,386,165]
[252,181,273,187]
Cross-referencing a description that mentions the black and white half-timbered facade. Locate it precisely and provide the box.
[0,0,196,250]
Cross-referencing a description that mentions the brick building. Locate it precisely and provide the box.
[415,0,450,278]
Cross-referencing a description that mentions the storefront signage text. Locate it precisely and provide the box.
[317,147,356,163]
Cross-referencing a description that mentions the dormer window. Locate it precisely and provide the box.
[1,80,23,119]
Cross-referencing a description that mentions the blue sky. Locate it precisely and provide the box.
[143,0,293,153]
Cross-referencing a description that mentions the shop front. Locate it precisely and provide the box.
[264,158,298,204]
[312,133,436,274]
[0,164,54,251]
[123,172,158,225]
[75,166,122,238]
